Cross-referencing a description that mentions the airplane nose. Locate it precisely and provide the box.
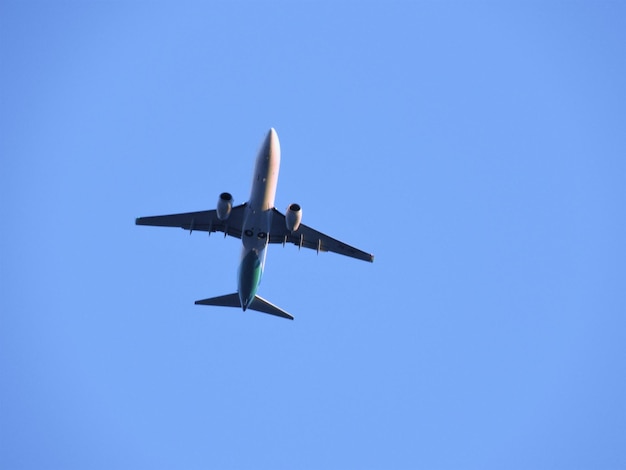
[270,128,280,153]
[266,128,277,148]
[259,128,280,161]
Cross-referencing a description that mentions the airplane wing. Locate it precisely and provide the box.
[135,204,247,238]
[269,208,374,262]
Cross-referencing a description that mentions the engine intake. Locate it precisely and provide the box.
[285,203,302,232]
[217,192,233,220]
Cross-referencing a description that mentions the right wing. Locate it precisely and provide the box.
[135,204,246,238]
[269,208,374,262]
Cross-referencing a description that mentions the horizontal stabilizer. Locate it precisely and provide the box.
[195,293,294,320]
[248,295,294,320]
[195,293,241,308]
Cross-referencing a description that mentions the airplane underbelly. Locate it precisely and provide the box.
[238,208,272,306]
[241,207,272,251]
[237,248,263,307]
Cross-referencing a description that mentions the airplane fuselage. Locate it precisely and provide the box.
[238,129,280,310]
[136,127,373,320]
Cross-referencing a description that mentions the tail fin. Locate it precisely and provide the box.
[195,293,294,320]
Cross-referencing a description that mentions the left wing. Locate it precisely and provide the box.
[269,208,374,262]
[135,204,246,238]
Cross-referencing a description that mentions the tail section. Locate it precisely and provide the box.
[248,295,294,320]
[195,293,294,320]
[195,293,241,308]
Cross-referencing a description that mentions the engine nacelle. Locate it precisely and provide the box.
[285,203,302,232]
[217,192,234,220]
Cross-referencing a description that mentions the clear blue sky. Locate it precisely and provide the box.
[1,1,624,469]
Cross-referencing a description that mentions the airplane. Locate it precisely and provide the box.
[136,128,374,320]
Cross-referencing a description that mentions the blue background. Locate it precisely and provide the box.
[1,1,624,469]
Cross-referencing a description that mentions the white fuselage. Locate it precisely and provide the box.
[238,128,280,309]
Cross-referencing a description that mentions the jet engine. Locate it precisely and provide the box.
[285,203,302,232]
[217,192,234,220]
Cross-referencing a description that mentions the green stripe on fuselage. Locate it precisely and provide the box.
[238,249,263,309]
